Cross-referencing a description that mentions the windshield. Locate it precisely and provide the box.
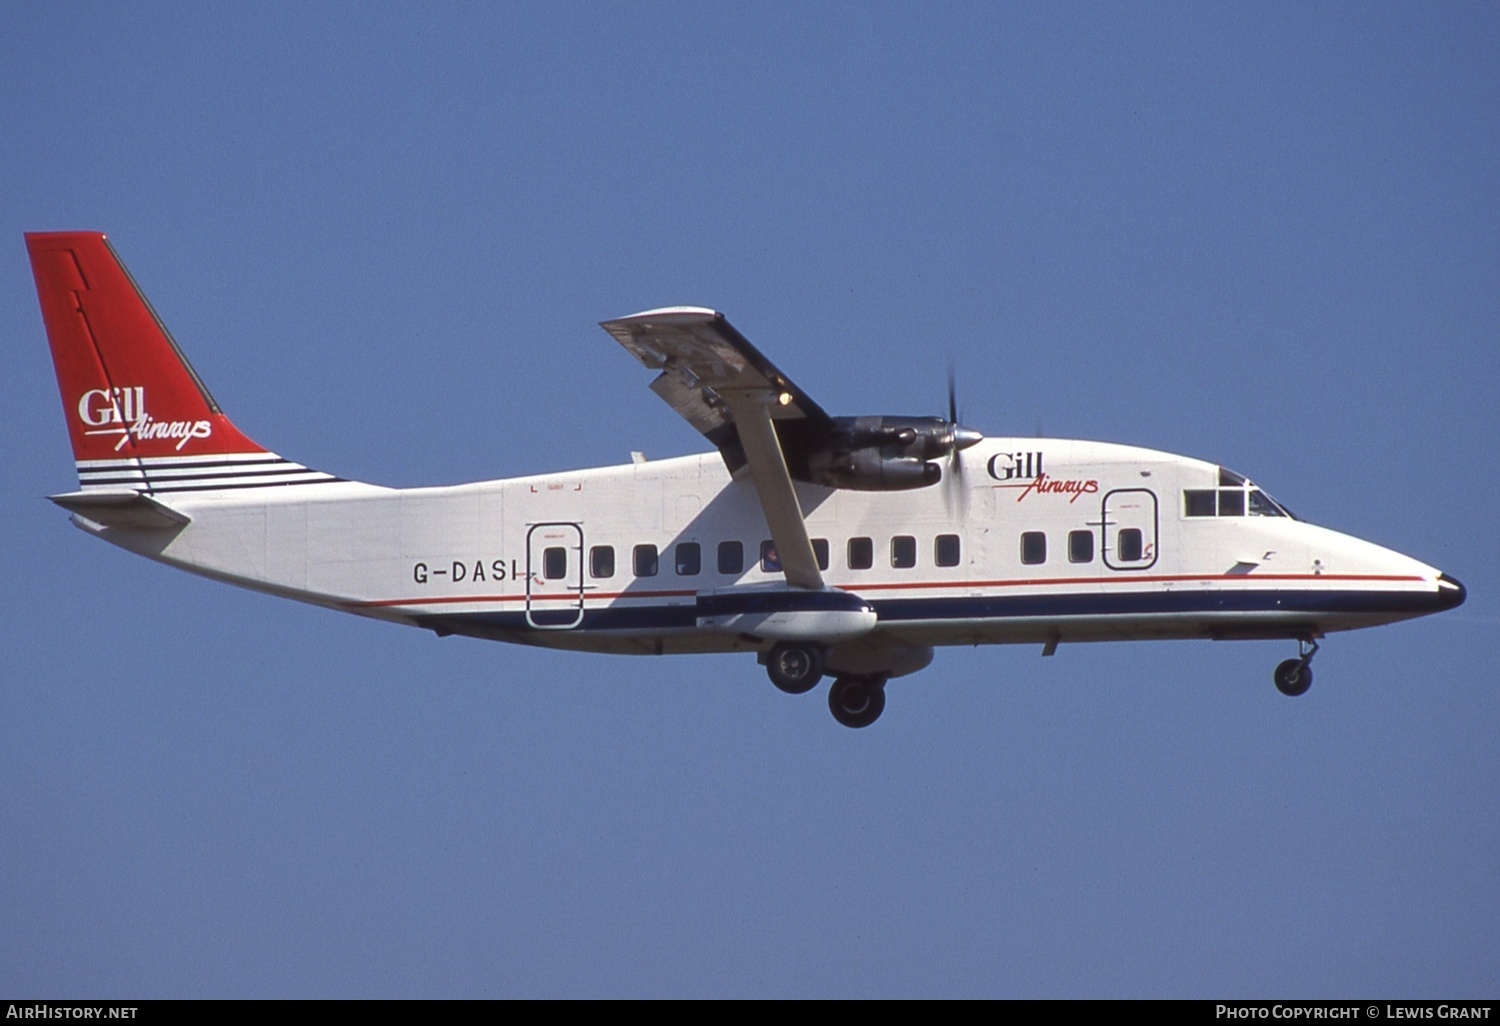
[1183,469,1296,520]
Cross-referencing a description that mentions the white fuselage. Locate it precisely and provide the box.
[81,437,1452,667]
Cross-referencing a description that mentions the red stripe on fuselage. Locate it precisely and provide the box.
[346,572,1428,611]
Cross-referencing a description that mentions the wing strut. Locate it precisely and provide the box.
[721,389,824,591]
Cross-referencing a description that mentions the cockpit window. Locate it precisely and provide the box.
[1187,470,1294,519]
[1248,489,1289,518]
[1185,489,1217,517]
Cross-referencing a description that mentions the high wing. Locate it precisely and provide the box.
[601,307,832,591]
[599,306,834,471]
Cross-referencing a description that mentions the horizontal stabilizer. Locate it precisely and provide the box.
[47,489,191,530]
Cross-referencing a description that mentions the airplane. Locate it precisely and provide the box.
[26,231,1466,728]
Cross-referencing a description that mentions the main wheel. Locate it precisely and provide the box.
[1274,658,1312,697]
[766,642,824,694]
[828,675,886,728]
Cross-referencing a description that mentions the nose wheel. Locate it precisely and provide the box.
[828,675,887,728]
[1274,638,1319,697]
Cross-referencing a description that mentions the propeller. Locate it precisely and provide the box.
[943,362,983,514]
[948,363,958,423]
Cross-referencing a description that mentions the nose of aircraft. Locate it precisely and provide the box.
[1435,573,1467,611]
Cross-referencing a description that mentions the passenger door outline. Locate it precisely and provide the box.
[1100,489,1158,571]
[525,522,585,629]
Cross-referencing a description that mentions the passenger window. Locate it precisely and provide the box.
[633,543,658,577]
[1218,489,1245,517]
[1068,530,1094,563]
[812,538,830,571]
[1021,531,1046,565]
[675,542,701,576]
[935,534,961,567]
[543,546,567,580]
[1118,528,1143,562]
[589,545,615,579]
[717,540,743,575]
[760,540,781,572]
[1185,489,1216,517]
[848,536,873,570]
[891,535,916,569]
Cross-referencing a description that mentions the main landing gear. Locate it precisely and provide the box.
[765,641,825,694]
[827,675,887,729]
[762,643,888,727]
[1274,638,1319,697]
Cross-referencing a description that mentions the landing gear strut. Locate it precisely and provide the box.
[765,642,825,694]
[828,675,887,728]
[1274,638,1319,697]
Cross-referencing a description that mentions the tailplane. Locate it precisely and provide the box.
[27,232,336,494]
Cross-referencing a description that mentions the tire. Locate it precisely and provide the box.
[828,676,886,728]
[766,642,824,694]
[1274,658,1312,697]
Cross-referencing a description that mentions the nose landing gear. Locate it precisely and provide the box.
[1274,638,1319,697]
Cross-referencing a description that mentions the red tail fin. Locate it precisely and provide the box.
[26,232,265,462]
[28,233,343,496]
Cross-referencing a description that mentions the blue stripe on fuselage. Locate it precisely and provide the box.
[411,585,1444,638]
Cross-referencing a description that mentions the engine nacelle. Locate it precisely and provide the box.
[801,415,980,491]
[806,447,942,490]
[834,416,960,460]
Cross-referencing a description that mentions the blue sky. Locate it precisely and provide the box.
[2,2,1496,998]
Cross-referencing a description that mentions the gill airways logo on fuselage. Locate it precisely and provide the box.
[77,387,212,452]
[987,450,1100,503]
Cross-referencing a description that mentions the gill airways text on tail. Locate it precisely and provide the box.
[26,232,339,495]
